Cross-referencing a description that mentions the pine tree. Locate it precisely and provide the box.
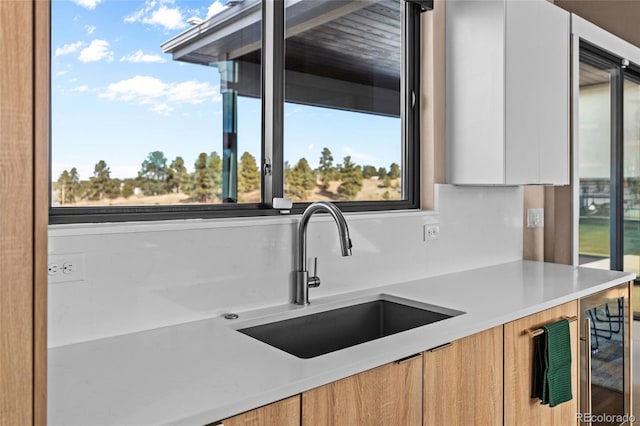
[190,152,215,202]
[208,151,223,193]
[57,170,71,204]
[337,156,363,200]
[238,152,260,193]
[362,165,377,179]
[318,147,337,189]
[122,181,134,199]
[388,162,401,179]
[167,156,188,193]
[86,160,112,201]
[286,158,317,199]
[57,168,81,204]
[377,167,388,180]
[105,178,121,199]
[139,151,168,195]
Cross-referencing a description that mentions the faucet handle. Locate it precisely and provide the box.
[308,257,321,288]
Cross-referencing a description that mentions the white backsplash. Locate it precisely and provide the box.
[48,184,523,348]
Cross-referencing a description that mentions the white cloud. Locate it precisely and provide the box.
[100,75,221,114]
[151,104,174,115]
[71,0,101,10]
[72,85,90,92]
[167,81,219,104]
[308,144,314,151]
[101,75,167,102]
[86,25,96,35]
[120,50,166,63]
[125,1,187,31]
[55,70,69,77]
[55,41,85,57]
[78,40,113,63]
[206,0,226,19]
[143,5,186,30]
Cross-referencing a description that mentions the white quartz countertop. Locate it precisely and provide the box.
[48,260,634,426]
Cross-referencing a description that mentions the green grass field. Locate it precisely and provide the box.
[581,217,640,315]
[579,217,640,257]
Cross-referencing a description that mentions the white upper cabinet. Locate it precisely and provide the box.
[446,0,570,185]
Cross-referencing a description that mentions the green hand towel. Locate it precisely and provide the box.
[531,319,573,407]
[543,319,572,407]
[531,333,548,402]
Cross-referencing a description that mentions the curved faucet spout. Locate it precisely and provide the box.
[295,201,352,305]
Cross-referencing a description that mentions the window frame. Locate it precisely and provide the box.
[578,42,640,271]
[49,0,424,224]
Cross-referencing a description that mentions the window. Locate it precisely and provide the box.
[49,0,426,223]
[576,43,640,318]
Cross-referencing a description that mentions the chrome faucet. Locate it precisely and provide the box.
[295,201,352,305]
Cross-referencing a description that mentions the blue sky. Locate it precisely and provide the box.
[51,0,401,181]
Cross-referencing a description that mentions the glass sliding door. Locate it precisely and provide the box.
[578,43,640,317]
[578,52,615,268]
[623,75,640,315]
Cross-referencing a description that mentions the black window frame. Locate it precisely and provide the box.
[49,0,426,224]
[579,41,640,272]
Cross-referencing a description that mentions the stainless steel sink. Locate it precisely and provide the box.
[238,297,463,359]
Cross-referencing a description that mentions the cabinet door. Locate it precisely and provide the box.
[504,301,579,425]
[302,355,422,425]
[505,0,570,185]
[218,396,300,426]
[423,326,503,426]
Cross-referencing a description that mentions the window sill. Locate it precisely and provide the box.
[48,208,437,237]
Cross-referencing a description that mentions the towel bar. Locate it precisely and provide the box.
[526,316,578,338]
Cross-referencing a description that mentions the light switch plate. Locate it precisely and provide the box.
[527,208,544,228]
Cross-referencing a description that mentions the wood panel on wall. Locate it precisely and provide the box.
[0,0,35,425]
[34,1,50,425]
[420,0,445,210]
[0,0,47,424]
[523,186,545,262]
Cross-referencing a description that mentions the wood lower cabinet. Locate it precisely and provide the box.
[215,298,613,426]
[217,396,300,426]
[504,300,579,426]
[423,326,503,426]
[302,354,423,425]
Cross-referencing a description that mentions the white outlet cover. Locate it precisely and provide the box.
[48,253,85,284]
[423,224,440,241]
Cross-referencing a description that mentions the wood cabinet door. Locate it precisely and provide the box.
[423,326,503,426]
[219,396,300,426]
[302,355,422,425]
[504,301,579,425]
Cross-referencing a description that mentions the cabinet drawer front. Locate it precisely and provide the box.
[302,357,422,426]
[423,326,503,426]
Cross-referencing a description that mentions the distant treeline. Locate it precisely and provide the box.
[55,147,401,204]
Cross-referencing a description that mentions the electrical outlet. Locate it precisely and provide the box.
[48,254,84,284]
[424,224,440,241]
[48,263,60,276]
[63,262,75,274]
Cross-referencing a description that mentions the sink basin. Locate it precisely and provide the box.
[238,296,463,359]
